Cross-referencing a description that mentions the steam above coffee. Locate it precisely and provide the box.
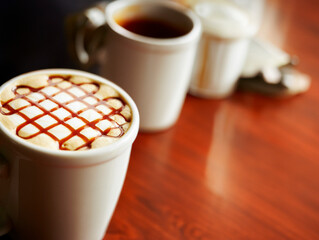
[0,74,132,151]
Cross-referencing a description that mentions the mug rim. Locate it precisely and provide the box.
[105,0,202,47]
[0,69,140,164]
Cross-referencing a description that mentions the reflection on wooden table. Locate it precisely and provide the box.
[105,0,319,239]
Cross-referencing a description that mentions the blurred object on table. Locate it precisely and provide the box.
[178,0,265,32]
[178,0,310,98]
[241,38,291,78]
[238,38,311,97]
[187,0,258,98]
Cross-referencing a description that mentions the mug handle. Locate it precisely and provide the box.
[66,2,109,67]
[0,154,11,236]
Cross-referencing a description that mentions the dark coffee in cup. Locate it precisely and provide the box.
[117,17,189,38]
[113,3,193,39]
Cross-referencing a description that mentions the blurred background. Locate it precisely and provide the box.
[0,0,104,81]
[0,0,273,82]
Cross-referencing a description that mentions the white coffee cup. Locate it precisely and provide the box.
[0,69,139,240]
[70,0,201,131]
[189,0,257,98]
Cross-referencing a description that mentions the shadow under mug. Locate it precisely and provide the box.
[68,0,201,132]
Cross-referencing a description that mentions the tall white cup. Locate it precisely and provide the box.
[189,0,257,98]
[70,0,201,131]
[0,69,139,240]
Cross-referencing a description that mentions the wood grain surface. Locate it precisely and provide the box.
[104,0,319,239]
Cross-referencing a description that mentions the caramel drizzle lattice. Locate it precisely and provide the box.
[0,75,129,150]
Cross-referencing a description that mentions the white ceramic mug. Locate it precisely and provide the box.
[70,0,201,131]
[0,69,139,240]
[189,0,257,98]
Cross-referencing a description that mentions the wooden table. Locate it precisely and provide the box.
[105,0,319,239]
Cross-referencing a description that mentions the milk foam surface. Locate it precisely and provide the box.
[0,74,132,151]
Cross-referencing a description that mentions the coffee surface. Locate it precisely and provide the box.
[118,17,188,38]
[0,74,132,151]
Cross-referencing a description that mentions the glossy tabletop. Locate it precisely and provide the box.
[105,0,319,239]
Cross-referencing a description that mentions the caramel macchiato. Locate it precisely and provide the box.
[0,73,132,151]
